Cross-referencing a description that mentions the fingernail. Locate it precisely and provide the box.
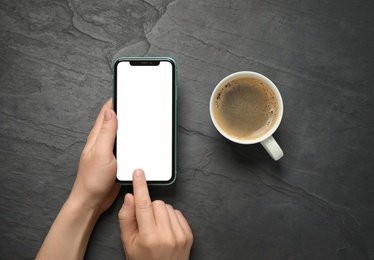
[104,110,112,121]
[134,169,144,178]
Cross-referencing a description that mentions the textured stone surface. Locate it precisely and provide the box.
[1,0,374,259]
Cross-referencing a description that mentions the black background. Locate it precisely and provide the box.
[1,0,374,259]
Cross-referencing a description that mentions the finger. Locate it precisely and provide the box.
[175,210,194,244]
[118,194,138,245]
[132,169,155,231]
[152,200,172,230]
[93,108,118,159]
[85,99,113,150]
[166,204,184,235]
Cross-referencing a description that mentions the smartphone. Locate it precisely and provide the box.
[113,57,177,185]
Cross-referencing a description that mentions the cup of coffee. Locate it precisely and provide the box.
[209,71,284,160]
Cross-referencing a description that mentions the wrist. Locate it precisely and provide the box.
[36,193,101,260]
[68,181,105,213]
[66,192,101,221]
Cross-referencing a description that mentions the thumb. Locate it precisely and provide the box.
[94,109,117,155]
[118,194,138,246]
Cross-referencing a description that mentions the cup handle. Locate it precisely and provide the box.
[260,136,284,161]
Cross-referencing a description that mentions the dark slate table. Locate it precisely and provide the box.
[1,1,374,259]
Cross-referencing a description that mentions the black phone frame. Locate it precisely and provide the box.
[113,57,177,185]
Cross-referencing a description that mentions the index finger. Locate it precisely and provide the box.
[133,169,156,231]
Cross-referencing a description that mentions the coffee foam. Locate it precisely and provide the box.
[213,77,278,140]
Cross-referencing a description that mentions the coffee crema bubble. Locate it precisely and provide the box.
[213,77,279,140]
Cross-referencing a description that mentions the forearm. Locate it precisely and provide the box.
[37,101,119,259]
[36,197,100,260]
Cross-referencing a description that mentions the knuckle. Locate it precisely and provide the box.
[176,230,191,246]
[118,209,125,220]
[166,204,174,211]
[186,232,194,246]
[175,234,186,247]
[136,198,152,209]
[162,234,177,248]
[152,200,165,207]
[177,227,193,247]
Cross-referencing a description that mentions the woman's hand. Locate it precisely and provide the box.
[37,99,120,260]
[118,169,193,260]
[69,99,120,214]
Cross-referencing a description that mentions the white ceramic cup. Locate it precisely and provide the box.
[209,71,284,160]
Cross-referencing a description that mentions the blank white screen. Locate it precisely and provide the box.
[116,61,173,181]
